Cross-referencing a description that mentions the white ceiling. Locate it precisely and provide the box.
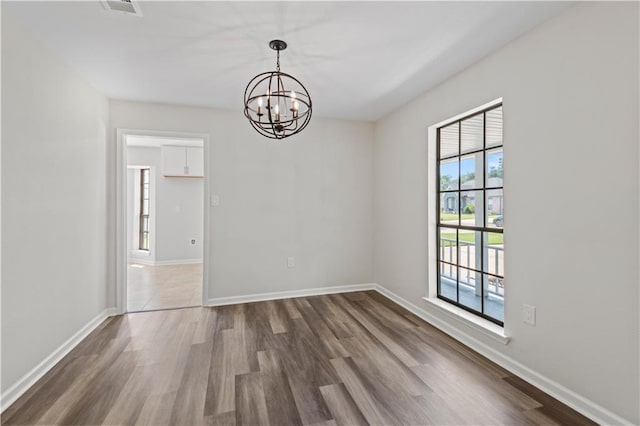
[4,1,572,121]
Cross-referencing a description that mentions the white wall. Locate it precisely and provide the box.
[126,146,203,263]
[109,101,374,302]
[373,2,639,424]
[1,13,109,393]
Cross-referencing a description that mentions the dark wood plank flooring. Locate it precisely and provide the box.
[2,291,596,425]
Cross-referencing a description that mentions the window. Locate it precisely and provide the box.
[436,104,504,325]
[139,168,150,251]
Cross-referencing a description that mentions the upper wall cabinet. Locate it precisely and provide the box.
[161,146,204,177]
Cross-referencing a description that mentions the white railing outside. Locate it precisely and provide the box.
[440,237,504,297]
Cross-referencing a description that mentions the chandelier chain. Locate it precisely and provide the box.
[276,49,280,72]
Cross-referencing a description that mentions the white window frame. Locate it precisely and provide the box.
[424,98,510,344]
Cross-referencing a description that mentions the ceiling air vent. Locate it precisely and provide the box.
[101,0,143,17]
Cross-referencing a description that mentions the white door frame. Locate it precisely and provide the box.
[116,128,211,313]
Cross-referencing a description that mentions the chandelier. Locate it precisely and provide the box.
[243,40,312,139]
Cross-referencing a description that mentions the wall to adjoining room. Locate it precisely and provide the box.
[126,145,204,264]
[108,101,375,304]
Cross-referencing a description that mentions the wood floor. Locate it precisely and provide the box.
[127,262,202,312]
[2,291,595,426]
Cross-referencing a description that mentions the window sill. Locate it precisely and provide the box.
[422,297,510,345]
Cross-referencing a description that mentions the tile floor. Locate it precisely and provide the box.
[127,262,202,312]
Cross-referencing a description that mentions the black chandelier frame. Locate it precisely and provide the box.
[243,40,312,140]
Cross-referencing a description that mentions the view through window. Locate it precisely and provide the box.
[139,168,150,251]
[437,104,504,324]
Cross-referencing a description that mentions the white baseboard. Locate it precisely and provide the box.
[127,258,202,266]
[127,257,155,266]
[371,284,632,426]
[0,307,119,413]
[206,283,376,307]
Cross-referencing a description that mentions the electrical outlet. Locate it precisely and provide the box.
[191,239,196,244]
[287,257,295,268]
[523,304,536,326]
[210,195,220,207]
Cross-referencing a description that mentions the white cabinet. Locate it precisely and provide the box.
[186,147,204,177]
[162,146,186,176]
[161,146,204,177]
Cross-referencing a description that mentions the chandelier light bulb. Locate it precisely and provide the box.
[257,97,264,116]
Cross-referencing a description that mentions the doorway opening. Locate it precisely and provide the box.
[119,132,208,312]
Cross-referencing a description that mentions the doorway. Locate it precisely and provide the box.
[117,130,209,313]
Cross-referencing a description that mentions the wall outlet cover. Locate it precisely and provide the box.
[523,304,536,326]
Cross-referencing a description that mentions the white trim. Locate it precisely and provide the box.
[426,99,505,302]
[372,284,632,426]
[0,308,118,413]
[206,283,376,306]
[422,296,509,344]
[127,257,154,266]
[116,128,210,314]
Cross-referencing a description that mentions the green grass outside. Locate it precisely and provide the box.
[440,232,504,245]
[441,213,474,221]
